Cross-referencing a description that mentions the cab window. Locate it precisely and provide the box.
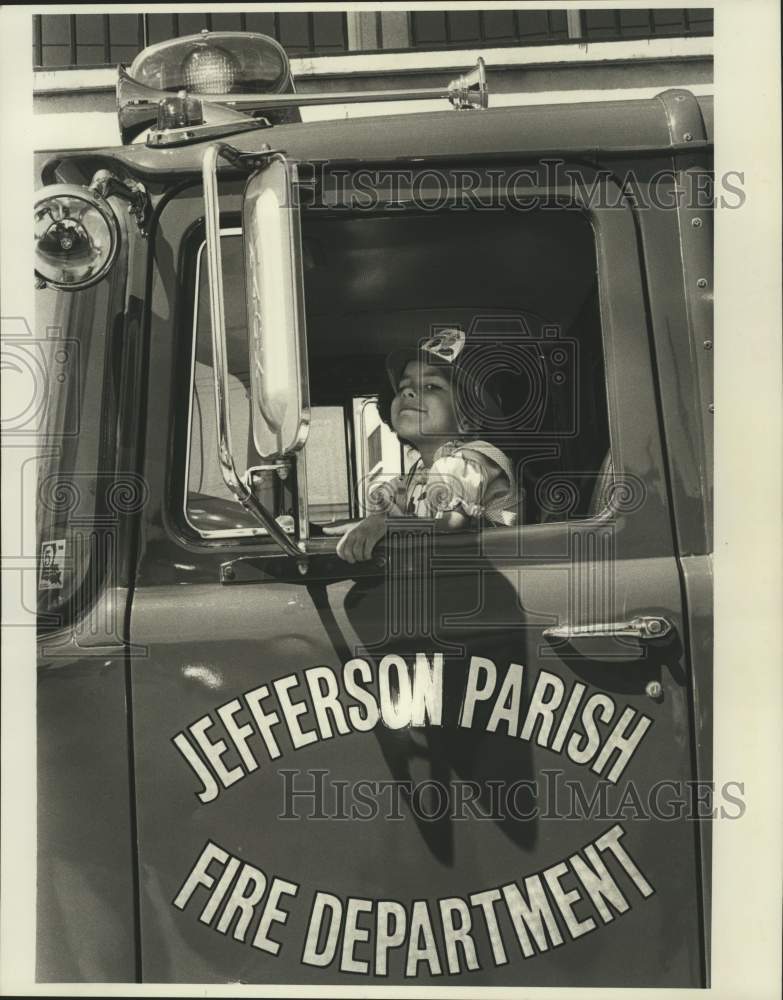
[183,202,609,539]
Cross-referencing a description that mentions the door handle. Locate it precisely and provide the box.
[543,616,673,642]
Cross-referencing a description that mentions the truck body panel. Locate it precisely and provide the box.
[35,86,713,985]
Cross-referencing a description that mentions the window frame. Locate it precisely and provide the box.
[184,226,284,541]
[180,185,615,547]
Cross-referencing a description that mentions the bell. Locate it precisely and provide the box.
[447,57,488,110]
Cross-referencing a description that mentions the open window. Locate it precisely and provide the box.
[183,175,610,541]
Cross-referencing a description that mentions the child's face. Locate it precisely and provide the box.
[390,360,461,446]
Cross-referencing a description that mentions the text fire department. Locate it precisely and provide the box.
[174,824,654,975]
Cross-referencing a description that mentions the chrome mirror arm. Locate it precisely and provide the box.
[201,143,305,562]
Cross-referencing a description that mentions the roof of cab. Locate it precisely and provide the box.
[37,90,713,180]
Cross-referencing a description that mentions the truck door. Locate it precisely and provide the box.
[128,158,704,986]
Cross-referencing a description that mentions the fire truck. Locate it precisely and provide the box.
[32,30,713,986]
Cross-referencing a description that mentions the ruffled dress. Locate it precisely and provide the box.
[378,439,517,527]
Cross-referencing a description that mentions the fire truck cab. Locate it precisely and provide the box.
[33,30,714,987]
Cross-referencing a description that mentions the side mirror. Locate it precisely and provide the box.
[201,144,307,562]
[243,155,310,459]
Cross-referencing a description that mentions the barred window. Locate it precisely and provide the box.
[33,11,348,68]
[33,9,712,68]
[583,8,713,41]
[408,9,711,50]
[409,10,568,48]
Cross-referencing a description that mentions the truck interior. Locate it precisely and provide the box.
[186,203,610,538]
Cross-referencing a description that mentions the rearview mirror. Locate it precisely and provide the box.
[243,155,310,459]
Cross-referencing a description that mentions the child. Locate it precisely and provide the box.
[337,329,517,563]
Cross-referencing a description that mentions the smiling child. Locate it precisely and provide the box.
[336,329,517,563]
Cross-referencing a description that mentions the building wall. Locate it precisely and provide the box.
[33,9,713,150]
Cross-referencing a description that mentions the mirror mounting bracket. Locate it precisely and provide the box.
[89,169,150,237]
[247,460,291,477]
[215,143,287,174]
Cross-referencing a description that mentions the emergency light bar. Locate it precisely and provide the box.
[118,31,488,146]
[118,31,298,143]
[128,31,293,96]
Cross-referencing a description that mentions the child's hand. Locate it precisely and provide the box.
[336,514,387,563]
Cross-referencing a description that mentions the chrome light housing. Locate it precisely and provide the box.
[34,184,120,290]
[127,31,291,97]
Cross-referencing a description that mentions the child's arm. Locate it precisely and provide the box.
[335,449,513,562]
[335,505,471,563]
[432,509,471,531]
[336,474,407,563]
[336,513,387,563]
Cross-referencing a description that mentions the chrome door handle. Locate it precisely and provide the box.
[543,616,673,641]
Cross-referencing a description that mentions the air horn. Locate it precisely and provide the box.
[118,57,488,144]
